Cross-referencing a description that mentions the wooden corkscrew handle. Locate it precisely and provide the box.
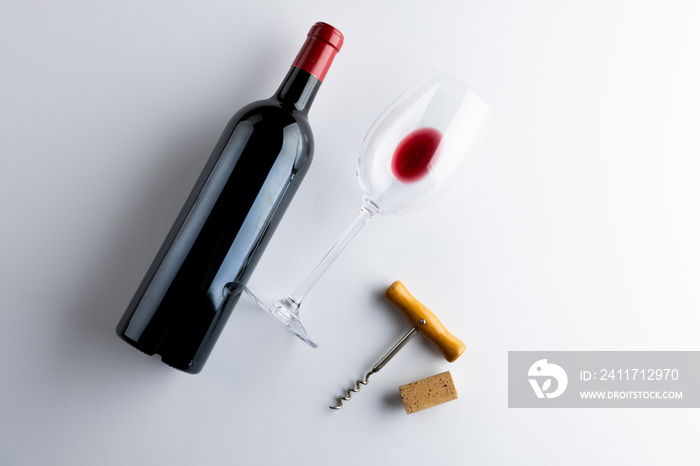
[384,281,466,362]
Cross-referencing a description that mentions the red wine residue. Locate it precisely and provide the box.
[391,127,442,183]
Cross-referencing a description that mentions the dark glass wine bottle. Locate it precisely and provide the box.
[116,22,343,373]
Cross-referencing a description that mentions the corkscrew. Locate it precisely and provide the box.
[330,281,466,410]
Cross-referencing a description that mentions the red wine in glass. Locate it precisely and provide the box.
[391,127,442,183]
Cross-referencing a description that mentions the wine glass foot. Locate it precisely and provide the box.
[244,287,318,348]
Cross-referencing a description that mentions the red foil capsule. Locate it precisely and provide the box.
[292,22,344,82]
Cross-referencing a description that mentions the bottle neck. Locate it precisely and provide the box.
[274,67,321,114]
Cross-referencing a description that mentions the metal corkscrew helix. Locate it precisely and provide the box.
[330,281,466,410]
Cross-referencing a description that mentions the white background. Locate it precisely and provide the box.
[1,1,699,464]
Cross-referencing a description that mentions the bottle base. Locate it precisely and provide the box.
[116,330,203,375]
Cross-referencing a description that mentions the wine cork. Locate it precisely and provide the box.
[399,371,458,414]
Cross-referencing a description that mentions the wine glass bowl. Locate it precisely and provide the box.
[358,69,492,214]
[246,69,492,347]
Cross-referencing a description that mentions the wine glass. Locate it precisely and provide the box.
[246,69,492,347]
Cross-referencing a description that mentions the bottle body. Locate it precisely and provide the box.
[117,89,314,372]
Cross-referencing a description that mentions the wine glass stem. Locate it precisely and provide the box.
[288,201,379,306]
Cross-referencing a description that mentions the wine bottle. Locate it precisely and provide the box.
[116,22,344,373]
